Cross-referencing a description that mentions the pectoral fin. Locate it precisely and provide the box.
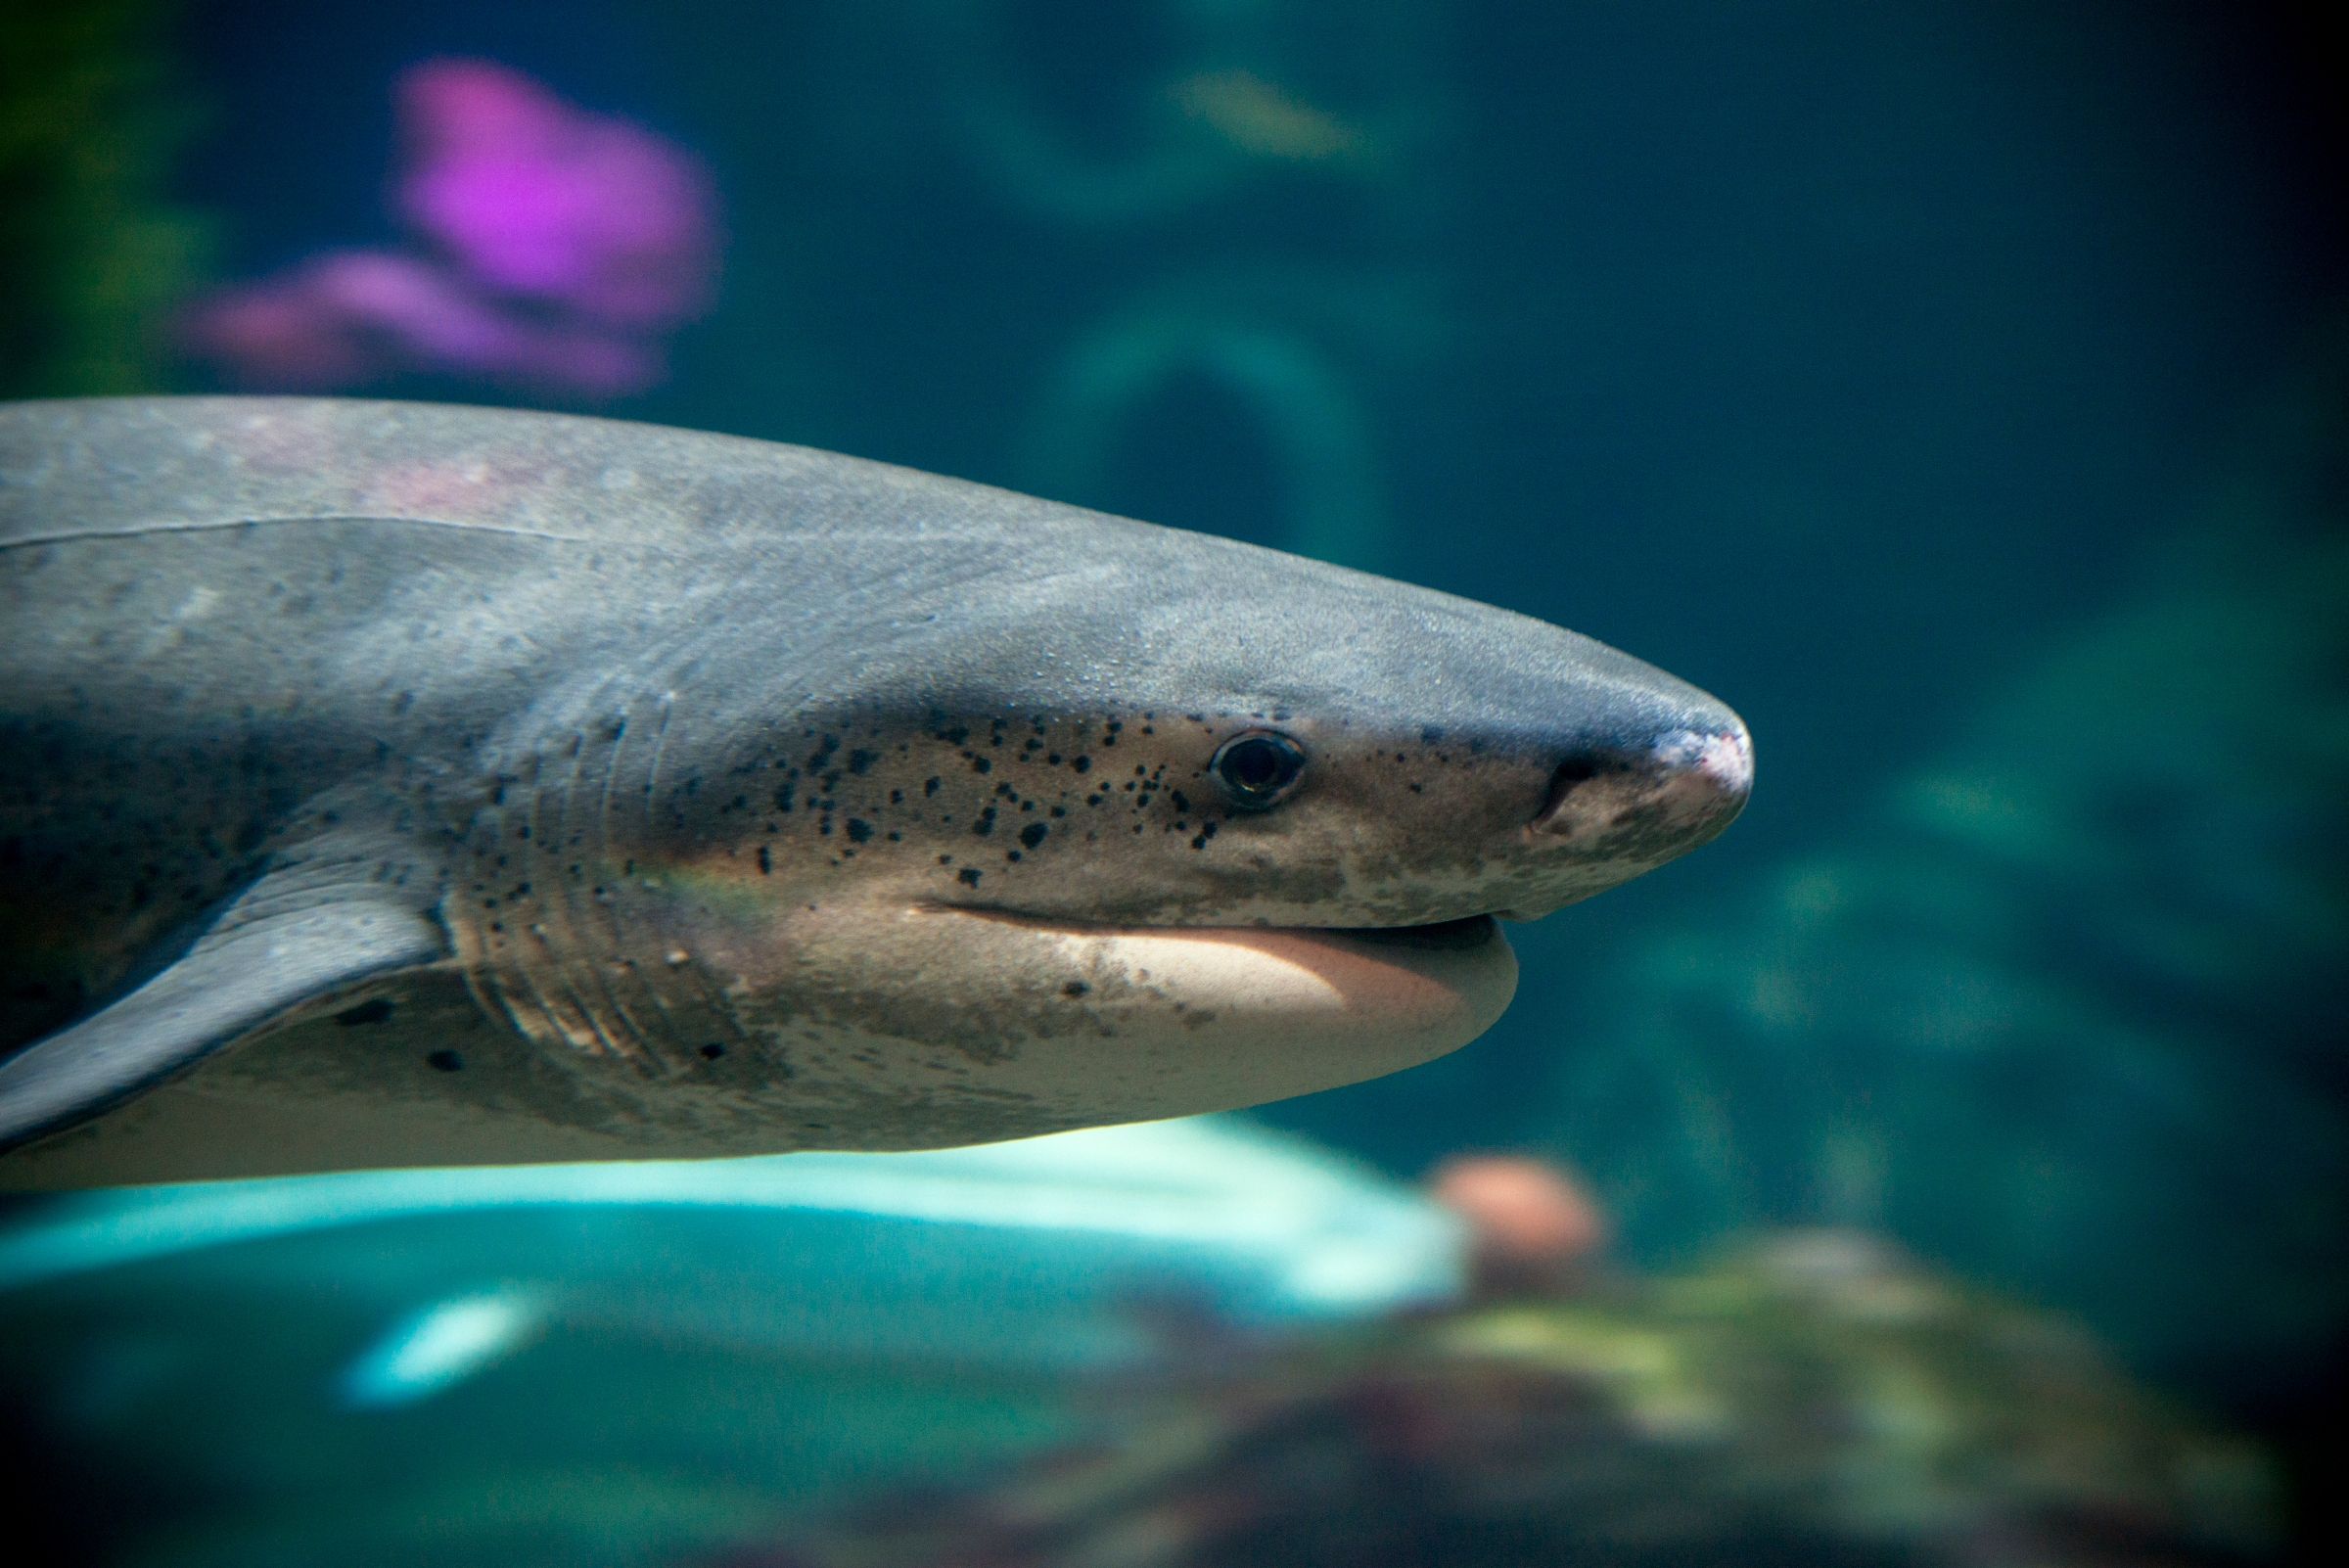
[0,894,445,1154]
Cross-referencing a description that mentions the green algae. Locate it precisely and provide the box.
[1,0,213,397]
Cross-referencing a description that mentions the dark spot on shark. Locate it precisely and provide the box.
[1019,822,1048,850]
[757,845,771,873]
[699,1042,725,1060]
[925,776,941,796]
[1062,981,1089,997]
[848,750,875,774]
[1072,756,1091,773]
[427,1049,463,1072]
[846,819,873,844]
[958,868,982,888]
[335,997,394,1027]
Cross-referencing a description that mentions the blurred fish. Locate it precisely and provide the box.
[0,1117,1468,1567]
[922,5,1414,225]
[1164,69,1373,166]
[336,1286,547,1408]
[0,1118,1469,1338]
[0,396,1750,1186]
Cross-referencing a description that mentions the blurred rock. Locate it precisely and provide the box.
[1430,1153,1611,1298]
[729,1231,2280,1568]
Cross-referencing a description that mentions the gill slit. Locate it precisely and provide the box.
[640,691,676,832]
[571,695,664,1062]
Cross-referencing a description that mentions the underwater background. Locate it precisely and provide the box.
[3,2,2343,1563]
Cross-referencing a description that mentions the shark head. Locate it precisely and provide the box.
[504,506,1752,1148]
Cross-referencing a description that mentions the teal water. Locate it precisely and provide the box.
[4,2,2342,1560]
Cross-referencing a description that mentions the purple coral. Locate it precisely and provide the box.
[186,60,716,396]
[398,60,714,330]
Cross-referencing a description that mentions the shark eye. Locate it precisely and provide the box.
[1210,730,1307,809]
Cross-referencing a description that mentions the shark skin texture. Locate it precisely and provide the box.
[0,397,1750,1187]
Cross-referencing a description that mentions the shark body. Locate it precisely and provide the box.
[0,397,1749,1187]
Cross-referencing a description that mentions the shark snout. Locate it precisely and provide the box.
[1527,715,1752,854]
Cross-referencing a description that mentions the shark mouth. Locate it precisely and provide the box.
[728,900,1522,1145]
[894,905,1519,1114]
[1327,914,1507,950]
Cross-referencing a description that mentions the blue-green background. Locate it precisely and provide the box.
[3,2,2343,1560]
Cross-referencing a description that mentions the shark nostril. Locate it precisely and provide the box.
[1536,755,1604,824]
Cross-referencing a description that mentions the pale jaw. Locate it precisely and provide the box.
[0,906,1514,1189]
[700,900,1521,1148]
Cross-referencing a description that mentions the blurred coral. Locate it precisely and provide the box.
[703,1230,2279,1568]
[186,250,661,395]
[396,60,714,329]
[183,59,714,397]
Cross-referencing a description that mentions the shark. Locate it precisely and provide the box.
[0,397,1751,1188]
